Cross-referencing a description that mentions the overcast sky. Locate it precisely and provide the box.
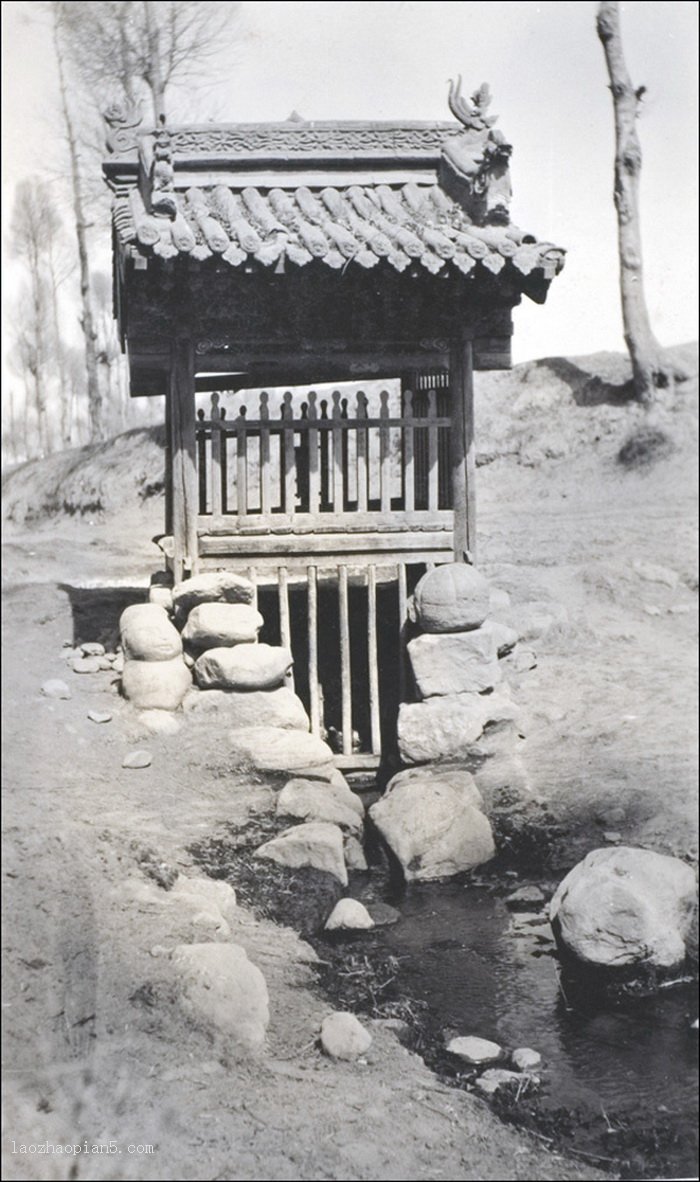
[2,0,698,363]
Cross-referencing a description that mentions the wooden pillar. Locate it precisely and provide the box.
[449,338,476,563]
[164,383,173,537]
[169,337,199,583]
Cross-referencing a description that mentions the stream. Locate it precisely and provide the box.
[353,874,699,1179]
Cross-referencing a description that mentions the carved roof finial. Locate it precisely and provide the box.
[103,99,142,153]
[448,77,497,131]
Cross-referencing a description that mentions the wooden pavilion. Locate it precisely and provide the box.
[104,81,564,762]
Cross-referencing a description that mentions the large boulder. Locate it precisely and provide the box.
[195,644,293,691]
[254,821,348,885]
[228,728,335,773]
[172,571,255,623]
[397,690,519,765]
[549,846,698,970]
[407,629,501,697]
[385,765,484,811]
[184,686,309,730]
[171,943,269,1054]
[182,603,264,650]
[410,563,490,633]
[277,777,364,833]
[119,604,182,662]
[320,1011,372,1060]
[369,776,495,882]
[121,656,192,710]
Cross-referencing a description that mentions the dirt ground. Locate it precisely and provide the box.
[2,349,697,1181]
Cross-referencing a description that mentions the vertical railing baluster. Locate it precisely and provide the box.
[332,391,343,513]
[427,387,439,512]
[341,396,349,510]
[283,391,295,516]
[210,393,222,521]
[338,564,352,756]
[403,388,415,513]
[356,390,368,513]
[236,402,248,517]
[197,408,207,514]
[220,407,229,513]
[260,391,271,518]
[319,399,330,510]
[367,563,381,755]
[308,391,319,515]
[379,388,391,514]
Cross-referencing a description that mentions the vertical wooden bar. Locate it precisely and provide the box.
[210,393,222,521]
[170,337,199,581]
[220,408,229,513]
[307,565,320,737]
[403,388,415,512]
[283,391,295,515]
[338,564,352,756]
[356,390,368,512]
[259,391,271,517]
[332,391,343,513]
[397,560,408,703]
[341,396,349,510]
[367,564,381,755]
[379,388,391,514]
[164,381,173,536]
[319,399,330,509]
[427,387,439,511]
[247,566,258,612]
[236,403,248,517]
[449,338,476,562]
[196,409,207,514]
[278,565,295,691]
[308,391,320,515]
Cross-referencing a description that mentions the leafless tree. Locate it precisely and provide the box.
[58,1,238,124]
[7,180,69,455]
[597,1,687,403]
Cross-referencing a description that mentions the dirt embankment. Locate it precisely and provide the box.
[2,346,697,1181]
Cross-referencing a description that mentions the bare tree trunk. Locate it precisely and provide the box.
[53,5,103,441]
[597,2,684,404]
[143,0,167,122]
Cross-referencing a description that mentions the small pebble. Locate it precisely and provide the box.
[511,1047,542,1071]
[122,750,152,769]
[41,679,71,700]
[476,1068,534,1095]
[603,831,622,843]
[366,902,400,927]
[505,885,545,911]
[72,656,102,674]
[81,642,105,657]
[320,1012,372,1061]
[325,898,375,931]
[446,1036,502,1064]
[87,710,112,724]
[150,945,169,958]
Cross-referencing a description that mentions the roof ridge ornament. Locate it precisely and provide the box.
[104,100,143,154]
[151,114,177,220]
[441,79,512,226]
[447,78,497,132]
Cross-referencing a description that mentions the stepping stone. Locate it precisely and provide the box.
[122,749,152,769]
[87,710,112,724]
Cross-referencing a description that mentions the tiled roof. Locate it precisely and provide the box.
[114,181,564,279]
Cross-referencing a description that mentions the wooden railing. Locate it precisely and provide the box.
[194,384,453,533]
